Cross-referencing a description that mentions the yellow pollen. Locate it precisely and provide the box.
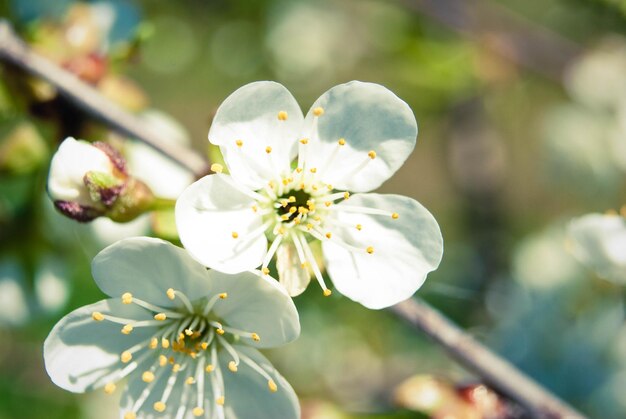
[366,246,374,254]
[268,379,278,392]
[327,184,333,190]
[161,338,170,349]
[296,167,303,173]
[300,138,308,145]
[149,338,158,349]
[173,364,181,373]
[278,227,286,235]
[210,163,223,173]
[235,139,243,147]
[282,178,289,186]
[121,292,133,304]
[281,214,290,221]
[193,407,205,417]
[154,313,167,321]
[185,329,194,336]
[252,205,258,212]
[219,292,228,299]
[344,192,350,200]
[325,201,331,207]
[228,361,238,372]
[216,328,225,335]
[313,107,324,116]
[104,382,116,394]
[231,231,239,239]
[277,111,288,120]
[280,199,288,207]
[142,371,155,383]
[368,150,376,159]
[124,413,136,419]
[325,232,332,239]
[392,212,399,219]
[159,355,168,366]
[153,402,166,412]
[289,207,297,214]
[262,267,270,275]
[338,138,346,146]
[356,224,362,231]
[265,146,272,154]
[201,342,209,350]
[121,351,132,363]
[313,215,321,221]
[294,218,301,225]
[121,324,133,335]
[205,364,215,373]
[169,357,175,364]
[216,396,225,406]
[301,262,309,269]
[186,376,195,385]
[92,311,104,321]
[306,223,313,230]
[166,288,175,300]
[323,289,332,297]
[251,333,260,342]
[310,167,317,173]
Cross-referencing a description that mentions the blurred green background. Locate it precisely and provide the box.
[1,0,626,418]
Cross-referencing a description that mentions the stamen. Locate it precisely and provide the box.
[221,325,261,342]
[367,246,374,254]
[261,233,284,272]
[238,351,279,393]
[277,111,288,120]
[368,150,376,159]
[323,289,332,297]
[220,175,272,203]
[235,139,243,148]
[193,357,206,416]
[392,212,399,219]
[142,371,155,383]
[203,293,227,316]
[92,312,104,321]
[104,382,116,394]
[154,313,167,321]
[211,346,226,409]
[313,107,324,116]
[170,289,194,312]
[217,336,240,370]
[210,163,224,173]
[295,232,329,292]
[231,232,239,239]
[327,205,395,217]
[265,146,272,154]
[153,401,166,412]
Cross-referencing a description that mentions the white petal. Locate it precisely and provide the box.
[302,81,417,192]
[48,137,113,205]
[322,194,442,309]
[208,81,304,189]
[43,299,155,393]
[176,174,268,274]
[211,270,300,348]
[568,213,626,284]
[276,241,311,297]
[92,237,213,308]
[222,345,300,419]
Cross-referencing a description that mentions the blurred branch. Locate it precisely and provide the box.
[0,20,208,178]
[390,299,585,418]
[399,0,582,79]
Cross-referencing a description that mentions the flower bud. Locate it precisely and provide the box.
[47,137,154,222]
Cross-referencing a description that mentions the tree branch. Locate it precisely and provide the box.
[0,20,207,178]
[390,299,585,418]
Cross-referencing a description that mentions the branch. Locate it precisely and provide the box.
[390,299,585,418]
[0,20,207,178]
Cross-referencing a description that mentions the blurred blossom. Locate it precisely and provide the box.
[0,120,49,175]
[301,399,346,419]
[97,75,149,111]
[210,20,263,79]
[35,257,70,314]
[142,16,198,75]
[568,213,626,284]
[0,260,29,327]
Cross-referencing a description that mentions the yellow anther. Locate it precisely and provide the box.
[299,207,309,214]
[392,212,399,219]
[159,355,168,366]
[219,292,228,299]
[92,311,104,321]
[281,214,290,221]
[201,342,209,350]
[228,361,238,372]
[282,178,289,186]
[121,324,133,335]
[210,163,224,173]
[235,139,243,147]
[216,328,225,335]
[121,351,132,363]
[356,224,362,231]
[301,262,309,269]
[121,292,133,304]
[296,167,303,173]
[325,201,331,207]
[280,199,289,207]
[161,338,170,349]
[325,232,332,239]
[277,111,288,120]
[153,401,166,412]
[262,267,270,275]
[310,167,317,173]
[294,218,301,225]
[154,313,167,321]
[186,376,195,385]
[169,357,175,364]
[185,329,194,336]
[251,332,260,342]
[252,205,258,212]
[265,146,272,154]
[300,138,309,144]
[268,379,278,392]
[313,107,324,116]
[338,138,346,146]
[278,227,286,235]
[142,371,155,383]
[368,150,377,159]
[205,364,215,373]
[231,231,239,239]
[289,207,297,214]
[124,413,136,419]
[216,396,225,406]
[323,289,332,297]
[193,407,205,417]
[327,184,333,190]
[149,338,158,349]
[343,192,350,200]
[313,215,321,221]
[172,364,181,373]
[166,288,175,300]
[306,223,313,230]
[366,246,374,254]
[104,382,116,394]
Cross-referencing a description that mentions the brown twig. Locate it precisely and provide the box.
[0,19,207,178]
[390,299,585,418]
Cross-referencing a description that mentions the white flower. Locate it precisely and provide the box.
[176,81,443,309]
[44,237,301,419]
[568,213,626,284]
